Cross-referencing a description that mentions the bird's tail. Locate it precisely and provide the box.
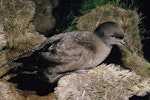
[0,64,38,79]
[0,67,18,79]
[0,51,32,69]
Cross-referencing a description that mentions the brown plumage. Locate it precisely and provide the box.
[0,22,131,83]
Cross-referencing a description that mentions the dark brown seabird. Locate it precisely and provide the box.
[0,22,131,83]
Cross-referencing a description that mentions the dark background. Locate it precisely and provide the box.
[140,0,150,31]
[139,0,150,62]
[128,1,150,99]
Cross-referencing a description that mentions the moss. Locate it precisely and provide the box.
[120,47,150,78]
[5,23,46,52]
[32,0,56,34]
[33,13,55,34]
[0,0,46,52]
[2,0,35,32]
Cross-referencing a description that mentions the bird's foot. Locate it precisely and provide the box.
[74,69,88,74]
[44,70,88,83]
[44,73,64,84]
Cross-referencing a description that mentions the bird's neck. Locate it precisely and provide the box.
[94,32,112,48]
[97,36,112,49]
[93,34,113,52]
[91,34,112,66]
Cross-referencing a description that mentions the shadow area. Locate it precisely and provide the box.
[4,46,127,96]
[4,65,58,96]
[8,73,57,96]
[103,45,150,100]
[102,45,124,66]
[129,95,150,100]
[6,46,122,96]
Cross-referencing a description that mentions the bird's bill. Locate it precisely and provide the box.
[120,40,133,52]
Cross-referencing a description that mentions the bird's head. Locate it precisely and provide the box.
[94,21,132,52]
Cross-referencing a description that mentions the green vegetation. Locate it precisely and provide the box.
[80,0,110,14]
[55,0,145,33]
[53,0,145,37]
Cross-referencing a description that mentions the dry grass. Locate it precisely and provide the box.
[55,64,150,99]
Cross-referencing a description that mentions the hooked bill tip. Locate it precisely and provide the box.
[124,44,133,53]
[120,40,133,53]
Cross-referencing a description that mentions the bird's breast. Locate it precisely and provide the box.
[88,43,112,68]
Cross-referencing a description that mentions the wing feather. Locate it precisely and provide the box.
[31,32,94,64]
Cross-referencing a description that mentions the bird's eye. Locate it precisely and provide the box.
[110,35,115,37]
[111,33,124,39]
